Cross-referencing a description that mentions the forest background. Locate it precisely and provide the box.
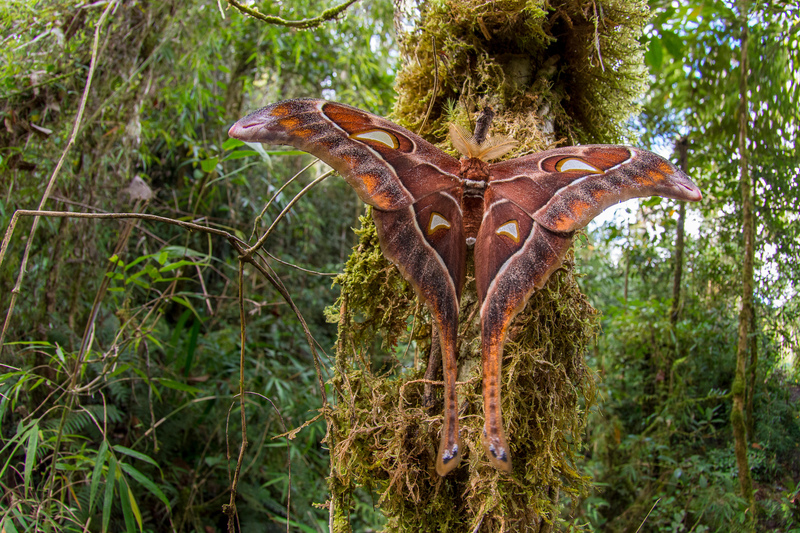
[0,0,799,531]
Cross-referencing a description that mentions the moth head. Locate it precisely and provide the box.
[449,123,517,162]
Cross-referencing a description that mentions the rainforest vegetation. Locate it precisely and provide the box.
[1,0,798,531]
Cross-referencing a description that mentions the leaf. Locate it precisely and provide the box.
[112,445,160,469]
[119,462,171,509]
[0,419,38,477]
[645,36,663,70]
[641,196,663,208]
[89,440,109,516]
[1,515,20,533]
[103,455,117,533]
[156,378,202,394]
[159,259,204,273]
[118,477,138,533]
[222,137,244,150]
[23,422,39,497]
[128,484,143,532]
[222,149,261,161]
[200,156,219,172]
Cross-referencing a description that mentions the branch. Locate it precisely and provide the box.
[226,0,359,29]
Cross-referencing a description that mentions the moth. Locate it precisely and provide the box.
[229,99,702,476]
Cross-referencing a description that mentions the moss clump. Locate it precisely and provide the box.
[392,0,648,148]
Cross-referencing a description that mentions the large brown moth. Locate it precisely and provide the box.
[229,99,702,476]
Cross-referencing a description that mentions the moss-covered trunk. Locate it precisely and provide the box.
[326,0,649,530]
[732,0,755,521]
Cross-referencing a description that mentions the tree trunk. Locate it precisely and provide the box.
[328,0,649,530]
[732,0,756,520]
[746,308,757,443]
[670,138,689,327]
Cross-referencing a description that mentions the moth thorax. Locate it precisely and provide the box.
[460,157,490,184]
[459,157,489,244]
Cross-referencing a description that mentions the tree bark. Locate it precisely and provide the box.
[746,308,757,443]
[670,138,689,326]
[732,0,756,520]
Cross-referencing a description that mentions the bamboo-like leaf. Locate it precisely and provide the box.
[89,440,109,516]
[102,455,117,533]
[23,421,39,497]
[127,480,143,532]
[159,259,205,272]
[112,445,160,469]
[118,476,137,533]
[119,461,171,509]
[1,515,20,533]
[0,419,37,478]
[156,378,201,394]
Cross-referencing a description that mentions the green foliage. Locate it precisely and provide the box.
[1,0,396,530]
[576,209,800,531]
[641,0,800,291]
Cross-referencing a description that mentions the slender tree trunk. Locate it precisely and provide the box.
[670,138,689,327]
[746,307,757,442]
[732,0,756,519]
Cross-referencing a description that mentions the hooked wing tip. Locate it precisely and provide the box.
[672,171,703,202]
[680,180,703,202]
[228,110,267,142]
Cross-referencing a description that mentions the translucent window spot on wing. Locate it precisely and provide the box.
[428,212,451,234]
[351,129,399,149]
[556,157,602,174]
[495,220,520,242]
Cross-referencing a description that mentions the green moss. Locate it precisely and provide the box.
[731,376,746,396]
[393,0,648,148]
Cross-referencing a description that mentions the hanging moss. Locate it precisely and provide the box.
[393,0,648,147]
[324,0,648,530]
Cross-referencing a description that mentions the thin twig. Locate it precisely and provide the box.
[226,0,359,29]
[245,171,333,257]
[418,35,439,135]
[265,251,337,276]
[223,261,249,532]
[250,158,318,241]
[635,498,661,533]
